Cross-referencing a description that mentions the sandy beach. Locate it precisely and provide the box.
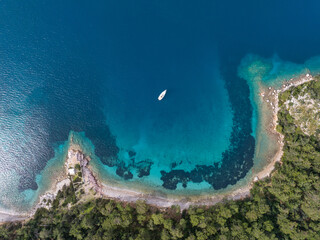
[0,73,314,223]
[0,212,27,225]
[254,73,314,180]
[93,73,315,210]
[0,149,71,223]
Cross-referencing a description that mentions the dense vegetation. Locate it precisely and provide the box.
[278,78,320,138]
[1,79,320,240]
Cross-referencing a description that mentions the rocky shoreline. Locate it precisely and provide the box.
[1,73,316,223]
[0,142,104,223]
[253,73,314,181]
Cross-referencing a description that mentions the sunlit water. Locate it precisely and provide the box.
[1,0,320,213]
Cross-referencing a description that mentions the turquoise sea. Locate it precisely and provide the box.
[1,0,320,213]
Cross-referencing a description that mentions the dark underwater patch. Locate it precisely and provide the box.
[136,160,153,178]
[159,62,255,190]
[116,165,133,180]
[16,56,255,194]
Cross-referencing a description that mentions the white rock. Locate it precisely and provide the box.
[68,168,75,175]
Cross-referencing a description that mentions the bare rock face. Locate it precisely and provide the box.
[67,148,102,196]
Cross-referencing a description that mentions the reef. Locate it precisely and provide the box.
[160,63,255,190]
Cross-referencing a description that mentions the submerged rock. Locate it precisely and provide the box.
[116,166,133,180]
[136,160,153,178]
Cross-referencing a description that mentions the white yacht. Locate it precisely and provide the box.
[158,89,167,101]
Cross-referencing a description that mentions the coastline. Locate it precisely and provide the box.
[93,73,314,210]
[92,73,315,209]
[253,73,314,181]
[1,73,315,223]
[0,212,27,225]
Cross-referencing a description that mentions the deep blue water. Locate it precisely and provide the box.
[1,0,320,211]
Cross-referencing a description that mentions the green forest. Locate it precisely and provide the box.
[1,78,320,240]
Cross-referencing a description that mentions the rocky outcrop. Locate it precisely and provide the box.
[67,148,102,196]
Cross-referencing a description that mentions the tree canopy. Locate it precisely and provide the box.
[1,79,320,239]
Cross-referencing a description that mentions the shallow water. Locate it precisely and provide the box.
[1,0,320,212]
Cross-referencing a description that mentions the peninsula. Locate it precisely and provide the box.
[1,75,319,239]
